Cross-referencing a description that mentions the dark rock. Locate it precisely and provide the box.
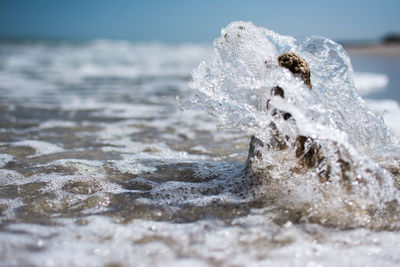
[244,51,361,196]
[245,51,331,191]
[382,33,400,45]
[278,52,312,89]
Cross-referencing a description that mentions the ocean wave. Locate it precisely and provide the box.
[188,21,400,229]
[0,41,212,103]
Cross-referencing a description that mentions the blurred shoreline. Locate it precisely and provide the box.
[344,44,400,57]
[1,35,400,58]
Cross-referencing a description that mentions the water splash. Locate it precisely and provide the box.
[188,21,400,229]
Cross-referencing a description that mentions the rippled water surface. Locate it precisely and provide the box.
[1,24,400,266]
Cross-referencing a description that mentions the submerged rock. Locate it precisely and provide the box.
[247,52,326,178]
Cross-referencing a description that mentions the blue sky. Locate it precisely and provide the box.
[0,0,399,42]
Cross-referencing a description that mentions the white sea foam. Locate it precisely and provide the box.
[354,72,389,95]
[96,120,141,140]
[39,120,78,129]
[0,169,23,185]
[107,159,157,175]
[2,215,400,267]
[366,99,400,138]
[42,159,104,175]
[0,41,212,103]
[10,140,65,157]
[0,153,13,167]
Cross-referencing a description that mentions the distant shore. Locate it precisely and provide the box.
[343,44,400,57]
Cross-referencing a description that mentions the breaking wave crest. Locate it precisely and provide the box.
[188,21,400,229]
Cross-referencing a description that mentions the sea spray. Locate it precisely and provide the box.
[188,21,400,229]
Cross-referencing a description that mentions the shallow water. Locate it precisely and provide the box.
[351,54,400,101]
[1,26,400,266]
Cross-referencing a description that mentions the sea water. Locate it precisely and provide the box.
[0,22,400,266]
